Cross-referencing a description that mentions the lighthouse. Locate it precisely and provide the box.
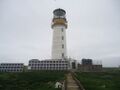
[51,8,68,59]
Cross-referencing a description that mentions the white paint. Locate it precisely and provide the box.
[55,82,62,88]
[52,25,67,59]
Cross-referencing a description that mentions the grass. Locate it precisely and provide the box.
[76,71,120,90]
[0,71,66,90]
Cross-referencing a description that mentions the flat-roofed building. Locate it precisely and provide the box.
[28,59,69,70]
[78,59,102,72]
[78,64,102,72]
[82,59,93,65]
[0,63,24,72]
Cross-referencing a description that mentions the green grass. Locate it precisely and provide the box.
[76,71,120,90]
[0,71,66,90]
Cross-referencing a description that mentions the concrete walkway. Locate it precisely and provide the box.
[66,73,80,90]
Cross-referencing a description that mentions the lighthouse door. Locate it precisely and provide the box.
[72,62,76,69]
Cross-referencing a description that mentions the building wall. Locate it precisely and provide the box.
[52,25,67,59]
[28,59,68,70]
[0,63,24,72]
[68,59,78,70]
[78,64,102,72]
[82,59,92,65]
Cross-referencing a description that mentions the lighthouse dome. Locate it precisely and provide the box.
[53,8,66,16]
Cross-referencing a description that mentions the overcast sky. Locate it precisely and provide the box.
[0,0,120,67]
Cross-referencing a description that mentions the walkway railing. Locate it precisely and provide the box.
[71,72,86,90]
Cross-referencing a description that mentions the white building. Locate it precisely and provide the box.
[0,63,24,72]
[0,9,78,72]
[27,9,72,71]
[28,59,69,70]
[51,8,68,59]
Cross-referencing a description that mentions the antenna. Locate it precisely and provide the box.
[52,0,60,9]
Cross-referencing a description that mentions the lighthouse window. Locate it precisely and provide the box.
[62,53,64,57]
[62,36,64,40]
[62,44,64,48]
[61,28,63,32]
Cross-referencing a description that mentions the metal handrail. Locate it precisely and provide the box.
[71,72,85,90]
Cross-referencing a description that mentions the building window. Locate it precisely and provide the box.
[61,28,63,32]
[62,44,64,48]
[62,36,64,40]
[62,53,64,58]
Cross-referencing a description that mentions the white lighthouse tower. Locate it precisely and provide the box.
[51,8,68,59]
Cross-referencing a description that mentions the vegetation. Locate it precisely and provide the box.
[0,71,66,90]
[76,71,120,90]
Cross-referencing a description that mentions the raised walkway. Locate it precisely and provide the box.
[66,73,81,90]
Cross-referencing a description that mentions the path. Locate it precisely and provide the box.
[66,73,80,90]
